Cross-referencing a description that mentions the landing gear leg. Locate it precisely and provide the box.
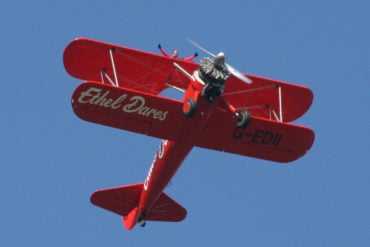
[236,109,251,129]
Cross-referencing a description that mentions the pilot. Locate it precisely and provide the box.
[158,44,198,61]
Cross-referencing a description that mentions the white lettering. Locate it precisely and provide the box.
[77,87,169,121]
[144,160,155,191]
[122,96,146,113]
[111,95,127,109]
[143,140,168,191]
[78,87,102,104]
[157,140,167,158]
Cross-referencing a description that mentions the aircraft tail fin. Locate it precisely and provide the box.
[90,183,187,230]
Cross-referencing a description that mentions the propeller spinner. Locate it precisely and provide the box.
[188,39,252,84]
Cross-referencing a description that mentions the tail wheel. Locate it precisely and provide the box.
[183,98,197,117]
[139,220,146,227]
[236,109,251,129]
[138,213,147,227]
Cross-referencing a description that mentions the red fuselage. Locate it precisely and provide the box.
[136,78,217,226]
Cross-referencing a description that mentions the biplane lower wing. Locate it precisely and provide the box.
[72,81,184,140]
[73,82,313,163]
[195,108,315,163]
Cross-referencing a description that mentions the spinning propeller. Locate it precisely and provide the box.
[188,39,253,84]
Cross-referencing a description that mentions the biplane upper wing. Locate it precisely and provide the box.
[223,74,313,123]
[64,38,198,95]
[64,38,313,122]
[195,107,315,163]
[72,81,185,141]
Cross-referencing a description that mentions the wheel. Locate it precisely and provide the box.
[138,214,147,227]
[236,109,251,129]
[183,98,197,117]
[139,220,146,227]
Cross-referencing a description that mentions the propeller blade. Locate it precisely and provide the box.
[188,38,253,84]
[226,64,253,84]
[187,39,216,57]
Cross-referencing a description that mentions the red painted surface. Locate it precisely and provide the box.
[64,38,315,230]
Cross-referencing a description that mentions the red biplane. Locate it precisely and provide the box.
[63,38,314,230]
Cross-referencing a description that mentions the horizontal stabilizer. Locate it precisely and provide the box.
[90,183,142,217]
[91,183,186,230]
[146,192,187,222]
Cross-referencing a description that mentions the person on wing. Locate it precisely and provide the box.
[158,44,198,61]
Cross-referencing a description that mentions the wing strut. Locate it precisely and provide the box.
[109,48,119,87]
[278,85,283,122]
[165,83,186,93]
[98,48,120,87]
[173,62,194,80]
[164,62,194,93]
[223,84,284,122]
[100,69,117,87]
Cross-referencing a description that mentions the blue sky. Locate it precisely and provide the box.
[1,0,369,246]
